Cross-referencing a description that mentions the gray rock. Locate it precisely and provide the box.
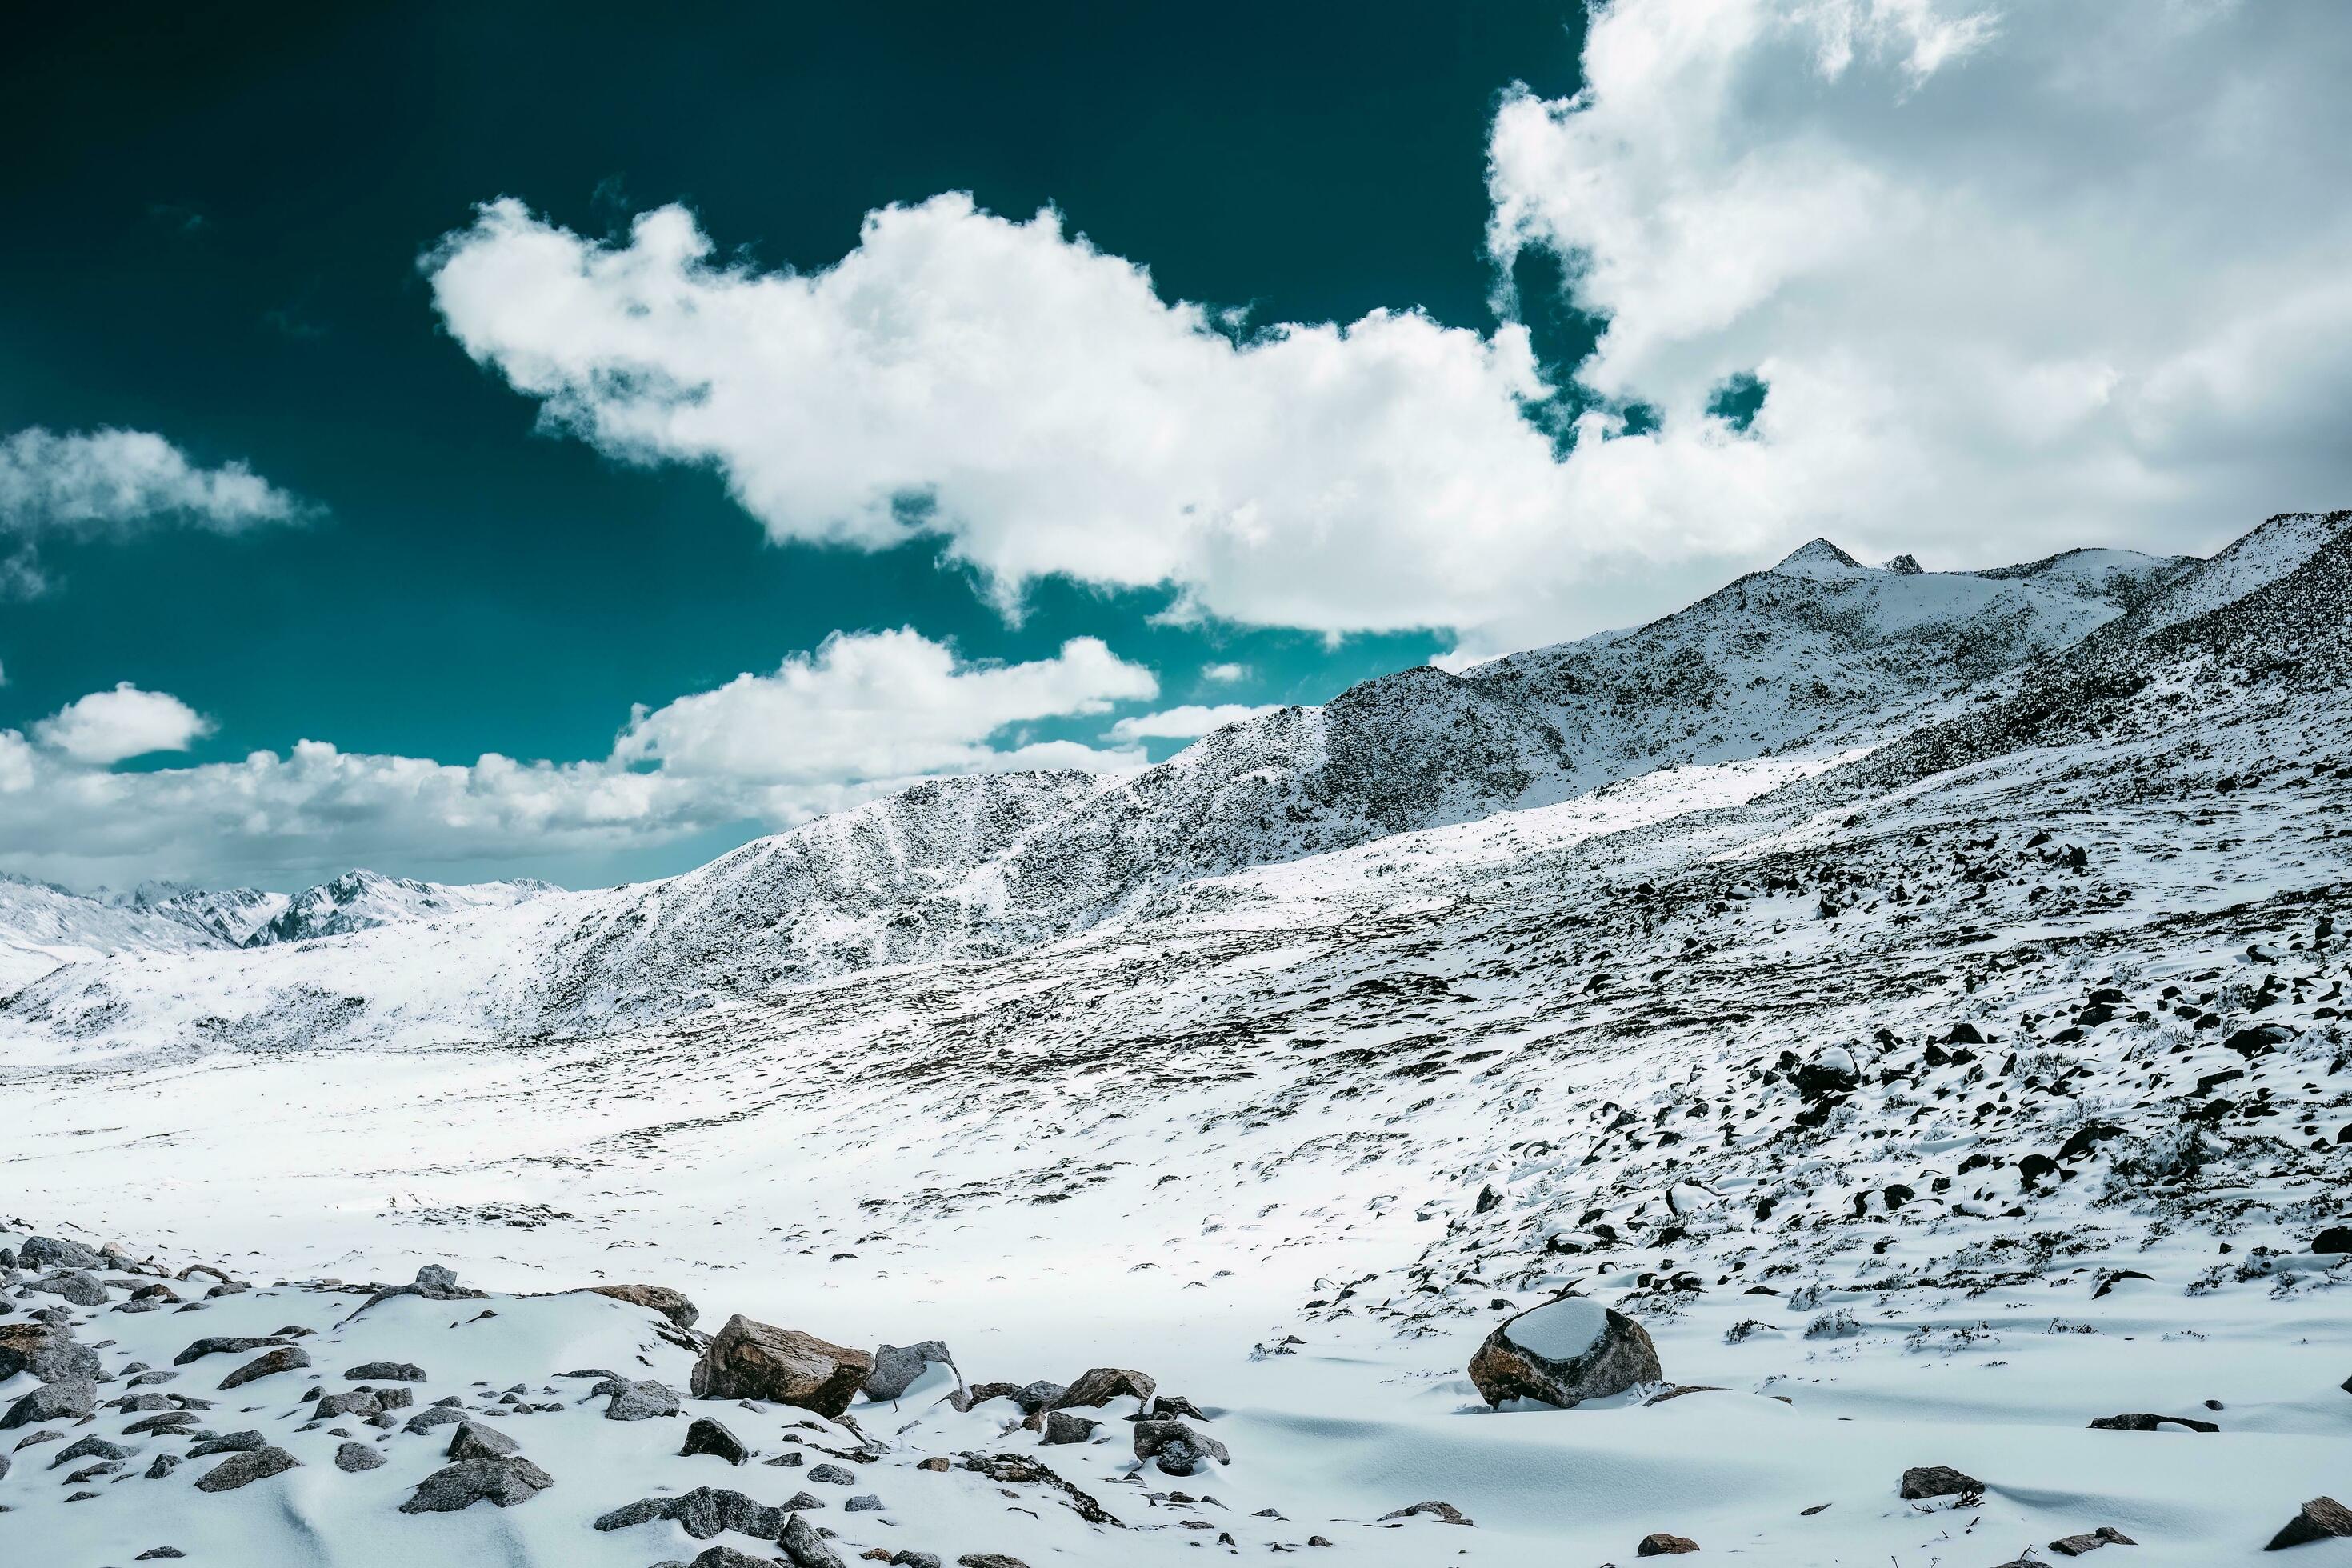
[691,1549,783,1568]
[446,1420,519,1460]
[188,1430,267,1457]
[955,1556,1032,1568]
[404,1405,465,1434]
[194,1446,300,1492]
[28,1270,108,1307]
[172,1335,286,1366]
[783,1510,849,1568]
[1038,1410,1095,1446]
[48,1435,132,1468]
[1,1380,96,1429]
[808,1462,855,1486]
[864,1339,957,1402]
[604,1378,681,1421]
[681,1415,748,1465]
[592,1496,669,1530]
[844,1494,884,1512]
[890,1555,943,1568]
[20,1236,105,1271]
[218,1345,310,1390]
[1467,1298,1662,1408]
[1899,1465,1984,1501]
[2048,1526,2136,1556]
[144,1453,183,1479]
[1133,1418,1230,1476]
[0,1322,98,1385]
[666,1484,786,1541]
[314,1389,385,1419]
[343,1361,427,1382]
[334,1441,387,1472]
[1379,1501,1472,1526]
[133,1551,187,1561]
[398,1455,556,1511]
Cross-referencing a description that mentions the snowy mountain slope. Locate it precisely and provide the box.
[3,572,2349,1562]
[0,874,230,994]
[0,534,2206,1050]
[249,866,558,946]
[111,880,292,946]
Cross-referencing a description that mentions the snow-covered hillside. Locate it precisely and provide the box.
[3,514,2348,1566]
[0,874,227,994]
[247,867,558,946]
[0,538,2191,1046]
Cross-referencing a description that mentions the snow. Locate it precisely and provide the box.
[1501,1298,1609,1362]
[2,510,2350,1564]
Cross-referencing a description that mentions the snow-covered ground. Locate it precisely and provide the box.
[4,516,2350,1565]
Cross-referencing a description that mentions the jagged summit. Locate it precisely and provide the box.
[1768,537,1867,578]
[1882,553,1923,574]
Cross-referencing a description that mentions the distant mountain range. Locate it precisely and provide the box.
[0,867,556,992]
[33,511,2352,1058]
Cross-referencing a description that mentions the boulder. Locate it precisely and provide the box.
[606,1378,682,1421]
[1899,1465,1983,1501]
[1638,1535,1701,1556]
[446,1420,519,1460]
[342,1361,426,1382]
[1038,1410,1095,1445]
[334,1441,386,1472]
[681,1415,748,1464]
[783,1510,849,1568]
[692,1315,873,1418]
[29,1270,108,1307]
[865,1339,957,1402]
[2,1379,96,1429]
[218,1345,310,1390]
[1378,1502,1471,1525]
[2088,1413,2218,1433]
[1467,1297,1662,1407]
[173,1335,287,1366]
[2311,1226,2352,1255]
[690,1550,782,1568]
[809,1462,856,1485]
[20,1236,105,1270]
[398,1455,556,1511]
[2265,1496,2352,1550]
[1049,1366,1156,1412]
[1133,1418,1229,1475]
[0,1322,98,1385]
[2050,1526,2136,1556]
[194,1446,300,1492]
[583,1282,702,1330]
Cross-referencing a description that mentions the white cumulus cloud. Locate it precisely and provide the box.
[425,2,2352,658]
[33,684,216,765]
[0,426,311,600]
[1107,703,1282,743]
[0,631,1155,890]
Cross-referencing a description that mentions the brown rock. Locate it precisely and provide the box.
[2266,1495,2352,1550]
[582,1283,701,1330]
[690,1314,872,1418]
[1638,1534,1701,1556]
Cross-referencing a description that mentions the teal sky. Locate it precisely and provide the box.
[0,3,1594,887]
[14,2,2334,893]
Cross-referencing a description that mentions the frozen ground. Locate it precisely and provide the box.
[4,516,2350,1565]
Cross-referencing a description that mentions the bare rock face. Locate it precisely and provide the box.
[690,1315,873,1418]
[583,1282,701,1330]
[1466,1298,1662,1407]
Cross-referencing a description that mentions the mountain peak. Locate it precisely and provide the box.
[1770,538,1866,579]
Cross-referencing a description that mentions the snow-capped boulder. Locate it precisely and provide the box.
[1467,1297,1662,1407]
[1133,1417,1229,1475]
